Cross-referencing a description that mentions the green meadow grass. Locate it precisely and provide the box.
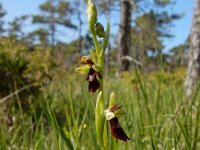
[0,68,200,150]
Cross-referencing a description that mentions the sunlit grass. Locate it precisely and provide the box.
[0,68,200,149]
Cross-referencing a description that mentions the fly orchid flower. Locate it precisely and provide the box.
[75,56,102,93]
[104,105,130,142]
[86,67,102,92]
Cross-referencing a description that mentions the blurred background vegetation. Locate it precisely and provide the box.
[0,0,200,149]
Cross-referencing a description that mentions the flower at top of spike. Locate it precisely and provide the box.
[104,105,130,142]
[75,56,102,93]
[86,67,102,93]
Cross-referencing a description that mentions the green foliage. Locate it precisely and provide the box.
[1,67,200,149]
[0,37,29,96]
[25,46,55,82]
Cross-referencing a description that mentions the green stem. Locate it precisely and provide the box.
[93,31,107,150]
[99,57,104,92]
[91,25,101,59]
[99,62,106,150]
[103,122,108,150]
[90,13,108,150]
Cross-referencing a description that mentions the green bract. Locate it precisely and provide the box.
[95,91,105,147]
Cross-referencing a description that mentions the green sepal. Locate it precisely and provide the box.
[100,21,110,58]
[75,65,90,74]
[114,108,126,119]
[95,22,105,38]
[95,91,105,147]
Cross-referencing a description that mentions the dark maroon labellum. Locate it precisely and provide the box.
[86,68,101,93]
[109,117,130,142]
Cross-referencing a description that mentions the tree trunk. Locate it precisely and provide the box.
[116,0,132,75]
[185,0,200,98]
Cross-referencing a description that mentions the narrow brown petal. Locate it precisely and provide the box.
[109,105,123,112]
[109,117,130,142]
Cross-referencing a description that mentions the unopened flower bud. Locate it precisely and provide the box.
[87,0,97,32]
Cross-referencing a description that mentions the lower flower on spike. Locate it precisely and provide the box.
[104,105,130,142]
